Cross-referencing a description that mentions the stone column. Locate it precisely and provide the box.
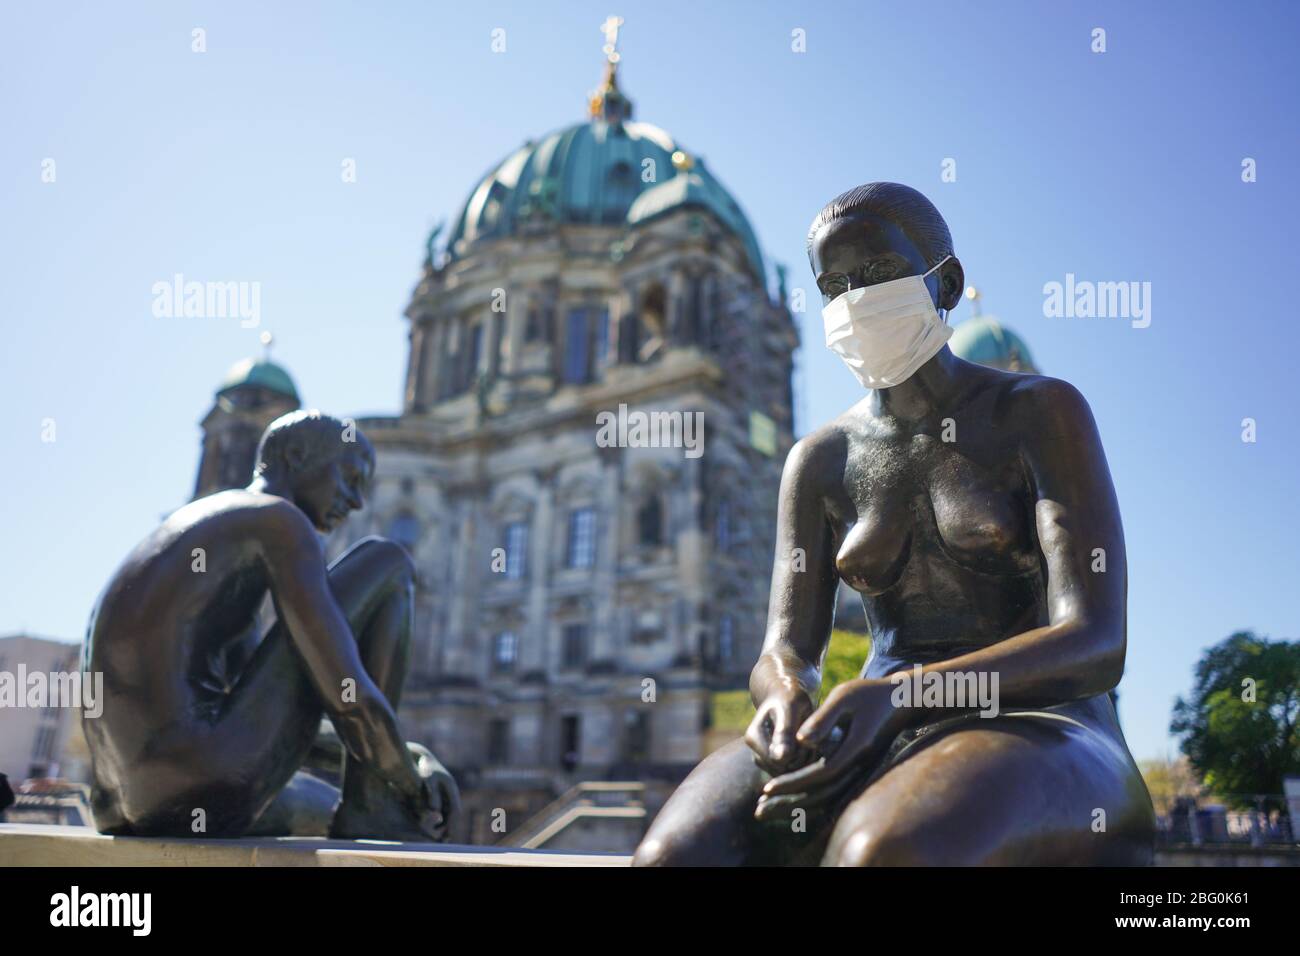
[589,447,622,664]
[437,317,461,400]
[504,293,528,375]
[442,497,477,677]
[404,319,426,412]
[419,318,447,407]
[528,468,558,674]
[666,267,688,344]
[674,455,707,663]
[416,590,439,678]
[698,273,717,347]
[487,309,505,379]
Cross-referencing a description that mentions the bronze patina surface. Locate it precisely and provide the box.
[635,183,1155,866]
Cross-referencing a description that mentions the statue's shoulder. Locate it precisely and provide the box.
[179,489,315,542]
[994,371,1099,445]
[1002,371,1093,418]
[782,418,852,493]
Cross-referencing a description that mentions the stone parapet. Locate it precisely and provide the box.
[0,824,631,867]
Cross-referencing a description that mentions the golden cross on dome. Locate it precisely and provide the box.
[589,16,628,119]
[600,15,624,64]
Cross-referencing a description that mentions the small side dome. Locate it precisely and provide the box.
[626,163,764,278]
[949,316,1038,374]
[217,358,300,402]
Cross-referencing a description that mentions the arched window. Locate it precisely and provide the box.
[491,632,518,674]
[503,520,529,580]
[717,615,735,663]
[566,507,597,568]
[714,498,732,552]
[637,495,663,547]
[638,284,667,363]
[563,309,591,384]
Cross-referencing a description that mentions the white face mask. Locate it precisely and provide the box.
[822,255,954,389]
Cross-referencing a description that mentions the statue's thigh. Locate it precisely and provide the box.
[217,536,414,754]
[824,718,1154,866]
[634,738,834,866]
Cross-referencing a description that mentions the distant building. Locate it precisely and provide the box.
[0,634,84,783]
[332,46,797,844]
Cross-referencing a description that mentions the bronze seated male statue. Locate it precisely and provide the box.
[634,182,1156,866]
[83,410,457,840]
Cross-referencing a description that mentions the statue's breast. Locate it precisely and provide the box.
[835,432,1038,596]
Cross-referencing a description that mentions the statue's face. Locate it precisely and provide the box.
[809,212,935,307]
[290,440,375,533]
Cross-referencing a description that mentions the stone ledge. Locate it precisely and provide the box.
[0,824,631,867]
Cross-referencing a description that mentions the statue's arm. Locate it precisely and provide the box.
[905,377,1127,714]
[759,380,1128,806]
[258,504,422,799]
[751,431,844,707]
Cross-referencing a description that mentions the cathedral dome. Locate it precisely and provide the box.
[444,75,764,278]
[217,357,299,402]
[949,315,1038,374]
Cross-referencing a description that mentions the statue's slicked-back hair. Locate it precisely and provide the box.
[254,409,372,479]
[807,182,954,268]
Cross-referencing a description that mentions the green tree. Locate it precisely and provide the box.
[1138,756,1212,816]
[817,629,871,703]
[708,630,873,734]
[1170,631,1300,809]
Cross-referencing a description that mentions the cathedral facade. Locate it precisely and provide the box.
[331,62,797,842]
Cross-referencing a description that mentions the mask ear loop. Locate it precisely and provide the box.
[922,254,953,279]
[922,255,954,322]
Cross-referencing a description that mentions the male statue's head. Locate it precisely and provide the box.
[253,410,376,532]
[807,182,965,313]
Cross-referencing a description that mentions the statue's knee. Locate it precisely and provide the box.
[830,823,938,867]
[351,535,416,581]
[631,836,673,867]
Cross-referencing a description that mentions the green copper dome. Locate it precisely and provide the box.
[949,316,1039,374]
[217,357,300,401]
[626,167,764,277]
[444,82,764,279]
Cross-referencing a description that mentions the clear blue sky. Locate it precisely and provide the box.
[2,1,1296,763]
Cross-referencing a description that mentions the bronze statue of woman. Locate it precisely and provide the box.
[635,183,1155,865]
[83,410,457,840]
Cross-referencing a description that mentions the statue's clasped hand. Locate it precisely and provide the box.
[754,678,909,823]
[414,779,444,835]
[744,686,815,776]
